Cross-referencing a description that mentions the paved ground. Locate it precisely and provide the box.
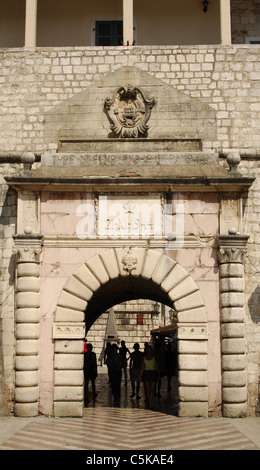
[0,367,259,453]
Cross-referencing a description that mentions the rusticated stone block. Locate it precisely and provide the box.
[221,307,245,323]
[222,402,247,418]
[219,263,244,278]
[222,354,246,371]
[17,262,40,277]
[178,340,207,354]
[179,386,208,402]
[178,354,207,370]
[222,370,246,387]
[15,370,38,387]
[221,292,244,308]
[54,401,84,417]
[54,386,83,401]
[15,386,39,403]
[178,401,208,418]
[16,292,40,309]
[220,277,245,292]
[14,402,39,417]
[17,276,41,292]
[221,322,245,338]
[54,370,83,386]
[54,340,84,354]
[222,386,247,403]
[16,307,40,323]
[179,370,207,386]
[222,337,246,354]
[16,323,40,339]
[15,355,39,371]
[16,339,39,355]
[54,353,83,370]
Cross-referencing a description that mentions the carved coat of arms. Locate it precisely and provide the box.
[104,86,155,138]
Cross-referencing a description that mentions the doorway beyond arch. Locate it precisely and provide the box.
[53,247,208,417]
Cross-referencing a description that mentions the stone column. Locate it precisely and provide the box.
[218,235,249,417]
[25,0,38,48]
[220,0,232,45]
[13,235,42,417]
[123,0,134,45]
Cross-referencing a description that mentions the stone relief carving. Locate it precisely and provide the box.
[53,322,85,339]
[104,86,155,138]
[122,248,138,274]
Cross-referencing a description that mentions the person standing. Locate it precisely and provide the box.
[119,340,130,385]
[84,343,98,403]
[107,343,123,403]
[139,345,160,409]
[129,343,143,399]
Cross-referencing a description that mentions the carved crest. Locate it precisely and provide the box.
[122,248,138,274]
[104,86,155,138]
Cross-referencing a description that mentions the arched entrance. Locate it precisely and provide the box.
[53,247,208,417]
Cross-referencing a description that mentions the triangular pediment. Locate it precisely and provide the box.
[43,66,217,148]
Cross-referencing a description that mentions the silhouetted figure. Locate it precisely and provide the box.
[119,340,130,385]
[165,341,177,391]
[107,343,123,403]
[129,343,143,399]
[154,341,166,397]
[139,345,159,409]
[104,341,112,383]
[84,343,98,403]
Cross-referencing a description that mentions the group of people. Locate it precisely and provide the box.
[84,339,177,410]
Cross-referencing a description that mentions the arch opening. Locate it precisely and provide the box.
[84,276,173,332]
[53,248,209,418]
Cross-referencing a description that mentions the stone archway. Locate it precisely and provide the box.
[53,247,208,418]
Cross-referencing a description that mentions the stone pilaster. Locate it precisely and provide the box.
[13,235,42,417]
[218,235,249,418]
[53,323,85,417]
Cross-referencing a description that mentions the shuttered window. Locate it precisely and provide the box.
[95,21,123,46]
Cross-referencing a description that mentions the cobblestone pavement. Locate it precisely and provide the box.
[0,367,259,452]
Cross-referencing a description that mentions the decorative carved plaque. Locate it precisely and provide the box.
[177,323,208,340]
[53,322,85,339]
[104,86,155,138]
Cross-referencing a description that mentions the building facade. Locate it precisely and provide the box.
[0,0,260,419]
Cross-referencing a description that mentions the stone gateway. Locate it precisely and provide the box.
[0,1,260,421]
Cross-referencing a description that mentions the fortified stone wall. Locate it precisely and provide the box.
[0,45,259,415]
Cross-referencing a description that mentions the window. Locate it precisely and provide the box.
[95,21,123,46]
